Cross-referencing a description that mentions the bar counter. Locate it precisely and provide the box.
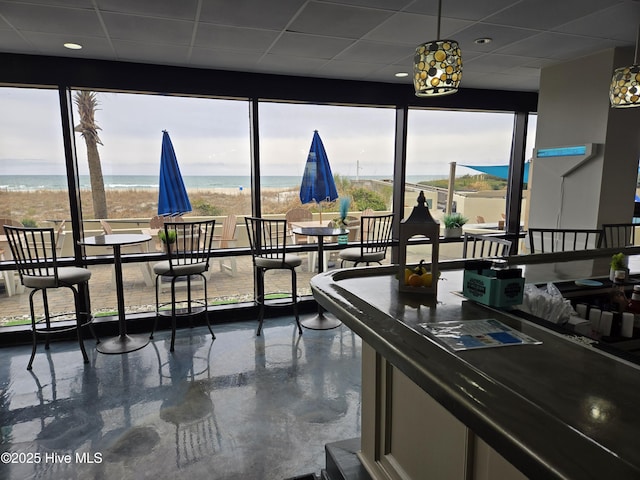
[310,254,640,480]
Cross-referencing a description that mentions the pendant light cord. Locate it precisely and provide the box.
[437,0,442,40]
[635,24,640,65]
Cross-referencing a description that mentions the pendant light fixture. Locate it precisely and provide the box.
[413,0,462,97]
[610,25,640,108]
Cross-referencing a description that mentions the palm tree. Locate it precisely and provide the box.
[74,91,107,219]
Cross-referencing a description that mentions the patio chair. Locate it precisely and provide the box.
[212,214,237,276]
[462,233,512,258]
[338,214,394,267]
[245,217,302,336]
[0,218,24,235]
[600,223,637,248]
[4,225,95,370]
[285,207,313,244]
[528,228,602,253]
[151,220,216,352]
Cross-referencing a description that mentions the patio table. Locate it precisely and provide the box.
[292,225,348,330]
[80,233,152,354]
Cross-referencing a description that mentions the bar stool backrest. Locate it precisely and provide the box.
[4,226,58,284]
[245,217,288,266]
[601,223,637,248]
[359,214,393,256]
[164,220,215,272]
[463,233,512,258]
[528,228,602,253]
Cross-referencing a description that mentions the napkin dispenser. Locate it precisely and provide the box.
[462,261,524,308]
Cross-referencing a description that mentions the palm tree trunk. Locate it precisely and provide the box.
[84,139,107,219]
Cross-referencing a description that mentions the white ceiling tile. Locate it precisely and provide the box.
[288,2,394,39]
[101,12,194,45]
[334,41,412,64]
[364,12,472,46]
[96,0,200,20]
[269,32,355,59]
[199,0,307,30]
[195,24,279,52]
[0,2,102,35]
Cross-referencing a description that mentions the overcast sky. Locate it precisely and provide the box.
[0,87,537,178]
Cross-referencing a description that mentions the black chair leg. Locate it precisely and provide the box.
[291,268,302,335]
[151,275,160,340]
[27,291,38,371]
[72,286,89,364]
[170,277,177,352]
[256,268,265,336]
[202,275,215,340]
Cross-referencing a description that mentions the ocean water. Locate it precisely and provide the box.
[0,175,445,192]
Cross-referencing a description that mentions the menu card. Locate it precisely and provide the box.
[419,318,541,351]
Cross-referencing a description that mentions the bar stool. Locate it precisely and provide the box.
[245,217,303,336]
[4,225,95,370]
[151,220,216,352]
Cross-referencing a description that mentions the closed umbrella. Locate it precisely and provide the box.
[299,130,338,222]
[158,130,192,217]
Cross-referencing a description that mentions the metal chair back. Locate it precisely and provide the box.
[528,228,602,253]
[463,233,512,258]
[4,225,58,284]
[359,214,393,257]
[245,217,288,266]
[164,220,215,273]
[600,223,637,248]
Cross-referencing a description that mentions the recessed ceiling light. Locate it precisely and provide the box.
[395,72,409,78]
[474,38,492,45]
[64,42,83,50]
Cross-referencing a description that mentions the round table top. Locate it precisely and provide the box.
[292,226,349,236]
[80,233,152,246]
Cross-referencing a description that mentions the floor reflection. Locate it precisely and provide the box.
[0,316,361,479]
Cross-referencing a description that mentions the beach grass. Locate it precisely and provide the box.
[0,188,311,223]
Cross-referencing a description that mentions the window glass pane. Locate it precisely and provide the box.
[406,109,515,261]
[259,102,395,215]
[0,87,68,322]
[258,102,395,294]
[0,87,69,223]
[72,90,251,314]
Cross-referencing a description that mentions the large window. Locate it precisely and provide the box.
[258,102,396,217]
[0,87,69,225]
[71,91,252,316]
[406,109,516,261]
[0,87,69,325]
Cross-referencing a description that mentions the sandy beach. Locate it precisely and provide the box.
[0,186,331,224]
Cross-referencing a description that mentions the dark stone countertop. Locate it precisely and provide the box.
[311,263,640,480]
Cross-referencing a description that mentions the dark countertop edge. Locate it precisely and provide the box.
[311,266,640,480]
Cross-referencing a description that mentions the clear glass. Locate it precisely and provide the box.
[0,86,69,324]
[71,90,252,315]
[406,109,515,263]
[258,102,396,217]
[258,102,396,295]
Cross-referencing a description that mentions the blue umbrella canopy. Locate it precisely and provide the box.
[300,130,338,210]
[158,130,192,217]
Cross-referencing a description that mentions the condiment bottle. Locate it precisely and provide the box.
[627,285,640,328]
[609,270,628,314]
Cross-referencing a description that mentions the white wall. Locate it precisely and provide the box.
[529,47,640,229]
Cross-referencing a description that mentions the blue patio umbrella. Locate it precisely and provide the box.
[158,130,192,217]
[299,130,338,221]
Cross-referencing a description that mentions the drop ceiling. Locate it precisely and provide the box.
[0,0,639,92]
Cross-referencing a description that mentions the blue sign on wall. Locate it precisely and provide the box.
[536,146,587,157]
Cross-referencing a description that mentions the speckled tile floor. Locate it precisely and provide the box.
[0,316,361,479]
